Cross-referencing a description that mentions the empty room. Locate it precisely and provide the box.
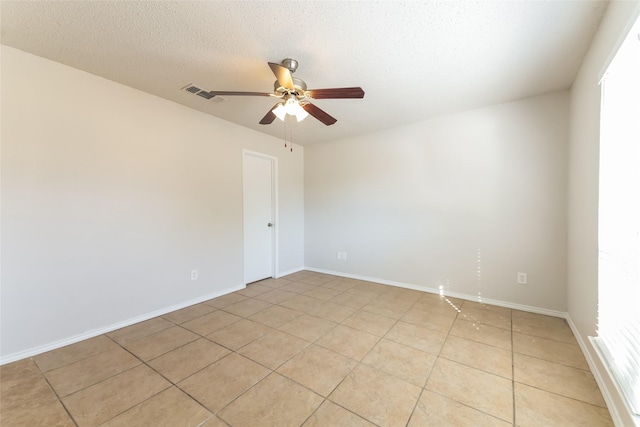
[1,1,639,426]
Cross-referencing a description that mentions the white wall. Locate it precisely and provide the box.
[305,91,569,312]
[0,46,304,361]
[568,1,640,425]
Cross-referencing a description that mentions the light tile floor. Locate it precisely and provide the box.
[0,271,614,426]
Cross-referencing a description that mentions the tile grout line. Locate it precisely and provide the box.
[31,358,80,427]
[404,297,462,427]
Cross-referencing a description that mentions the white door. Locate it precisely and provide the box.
[243,151,276,284]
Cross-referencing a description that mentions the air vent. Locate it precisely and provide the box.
[196,91,214,100]
[182,84,225,103]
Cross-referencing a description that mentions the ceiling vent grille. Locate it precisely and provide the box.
[182,84,224,103]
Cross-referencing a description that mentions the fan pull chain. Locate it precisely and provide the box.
[283,116,288,148]
[282,115,294,152]
[289,116,294,152]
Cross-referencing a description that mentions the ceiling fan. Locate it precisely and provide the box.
[208,58,365,126]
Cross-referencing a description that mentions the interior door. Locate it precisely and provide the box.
[243,151,276,284]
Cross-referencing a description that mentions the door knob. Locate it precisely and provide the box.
[267,223,273,227]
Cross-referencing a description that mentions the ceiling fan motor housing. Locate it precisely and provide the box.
[281,58,299,73]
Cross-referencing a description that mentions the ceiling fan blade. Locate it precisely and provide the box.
[208,91,272,97]
[268,62,295,90]
[302,103,337,126]
[306,87,365,99]
[259,103,281,125]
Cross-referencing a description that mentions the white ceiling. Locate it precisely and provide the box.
[1,1,607,145]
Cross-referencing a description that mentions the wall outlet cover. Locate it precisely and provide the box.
[517,272,527,285]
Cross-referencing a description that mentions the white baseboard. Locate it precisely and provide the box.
[565,316,638,427]
[304,266,567,318]
[0,283,245,366]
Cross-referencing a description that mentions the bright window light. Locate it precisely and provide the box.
[591,14,640,417]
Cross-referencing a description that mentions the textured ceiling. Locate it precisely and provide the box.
[1,1,607,145]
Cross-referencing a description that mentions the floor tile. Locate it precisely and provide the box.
[458,304,511,330]
[329,364,421,427]
[309,301,357,322]
[206,318,272,350]
[449,318,512,350]
[298,274,335,286]
[161,303,216,324]
[147,338,230,383]
[199,416,230,427]
[513,353,606,406]
[0,359,75,427]
[282,271,314,281]
[361,338,436,387]
[278,314,337,341]
[302,400,376,427]
[203,292,247,308]
[361,298,413,319]
[425,358,513,422]
[349,281,388,294]
[33,335,119,373]
[440,335,512,378]
[401,305,456,332]
[315,324,379,360]
[322,278,359,292]
[238,329,310,369]
[413,295,463,317]
[419,292,464,308]
[222,298,272,317]
[277,344,358,396]
[280,294,324,312]
[330,291,376,308]
[181,310,241,336]
[99,386,212,427]
[45,346,141,397]
[381,287,423,302]
[513,332,589,370]
[62,364,170,427]
[260,277,294,289]
[303,286,343,301]
[178,353,269,412]
[342,309,397,336]
[218,373,323,427]
[254,288,298,304]
[408,390,511,427]
[384,321,447,355]
[511,311,575,343]
[123,326,199,361]
[283,281,319,294]
[236,283,272,297]
[514,382,613,427]
[107,317,174,346]
[248,304,302,328]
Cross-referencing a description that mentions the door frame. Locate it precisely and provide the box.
[242,149,278,284]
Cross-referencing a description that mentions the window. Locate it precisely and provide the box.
[591,15,640,416]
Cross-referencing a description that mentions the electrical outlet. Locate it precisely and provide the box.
[342,251,347,260]
[191,269,198,280]
[517,272,527,285]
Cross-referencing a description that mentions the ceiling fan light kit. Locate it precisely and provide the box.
[207,58,365,126]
